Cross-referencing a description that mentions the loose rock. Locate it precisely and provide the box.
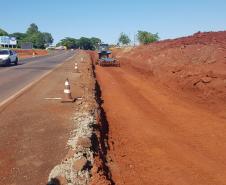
[77,137,92,148]
[73,157,88,171]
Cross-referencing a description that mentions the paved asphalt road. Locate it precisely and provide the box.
[0,50,75,104]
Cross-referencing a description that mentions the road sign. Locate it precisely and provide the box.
[20,42,33,49]
[0,36,17,46]
[9,37,17,45]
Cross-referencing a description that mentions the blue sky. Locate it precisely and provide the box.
[1,0,226,44]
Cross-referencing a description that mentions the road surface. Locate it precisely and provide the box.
[0,50,74,105]
[0,52,84,185]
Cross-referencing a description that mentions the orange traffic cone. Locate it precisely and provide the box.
[61,78,75,103]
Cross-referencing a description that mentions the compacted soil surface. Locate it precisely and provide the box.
[93,31,226,185]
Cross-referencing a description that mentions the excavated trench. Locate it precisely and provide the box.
[91,61,115,185]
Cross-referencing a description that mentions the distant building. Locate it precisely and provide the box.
[45,45,56,50]
[0,36,17,48]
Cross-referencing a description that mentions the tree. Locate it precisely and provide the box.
[57,37,102,50]
[24,32,46,49]
[26,23,39,35]
[10,32,26,40]
[118,32,131,45]
[24,23,53,48]
[0,23,54,49]
[9,32,27,47]
[137,31,159,44]
[57,37,79,49]
[42,32,54,46]
[90,37,101,50]
[78,37,93,50]
[0,28,8,36]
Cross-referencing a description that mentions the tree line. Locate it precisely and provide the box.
[57,37,101,50]
[118,31,159,46]
[59,30,159,50]
[1,25,159,49]
[0,23,53,49]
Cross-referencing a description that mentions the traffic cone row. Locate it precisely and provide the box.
[61,60,83,103]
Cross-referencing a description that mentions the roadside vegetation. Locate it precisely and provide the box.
[57,30,159,50]
[57,37,101,50]
[117,30,160,46]
[118,32,131,45]
[0,28,8,36]
[137,30,159,44]
[0,24,53,49]
[1,25,159,50]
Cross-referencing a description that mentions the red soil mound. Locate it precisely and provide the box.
[114,31,226,106]
[14,49,48,59]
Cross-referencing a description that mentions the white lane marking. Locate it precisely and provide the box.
[0,54,75,109]
[44,97,62,100]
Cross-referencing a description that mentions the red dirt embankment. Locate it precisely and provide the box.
[91,31,226,185]
[14,49,48,59]
[114,31,226,109]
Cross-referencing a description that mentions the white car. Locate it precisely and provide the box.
[0,49,18,66]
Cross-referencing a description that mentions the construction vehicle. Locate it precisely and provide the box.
[97,44,120,67]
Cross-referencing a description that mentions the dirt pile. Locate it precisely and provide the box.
[14,49,48,59]
[114,31,226,106]
[91,32,226,185]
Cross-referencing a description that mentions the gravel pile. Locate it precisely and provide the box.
[48,104,96,185]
